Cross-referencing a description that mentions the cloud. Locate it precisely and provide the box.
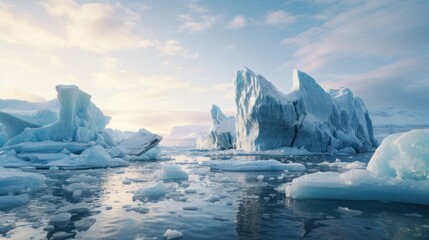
[283,1,429,71]
[0,0,154,52]
[43,0,154,51]
[158,40,199,59]
[187,3,208,14]
[321,57,429,112]
[225,15,247,29]
[177,14,218,33]
[0,4,65,49]
[265,10,296,26]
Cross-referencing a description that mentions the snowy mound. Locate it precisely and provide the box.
[285,129,429,205]
[196,105,235,150]
[234,67,377,153]
[162,124,210,147]
[0,85,137,169]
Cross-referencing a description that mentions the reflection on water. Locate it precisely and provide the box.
[1,148,429,239]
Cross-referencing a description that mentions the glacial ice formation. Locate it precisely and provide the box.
[0,85,160,169]
[285,129,429,205]
[196,105,235,150]
[234,67,377,153]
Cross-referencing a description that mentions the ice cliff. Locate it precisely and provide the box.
[196,105,236,150]
[234,67,377,153]
[0,85,161,168]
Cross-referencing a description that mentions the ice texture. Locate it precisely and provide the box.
[368,129,429,180]
[285,129,429,205]
[163,229,183,239]
[133,182,178,201]
[160,164,189,180]
[5,85,110,146]
[234,67,377,153]
[196,105,236,150]
[201,159,305,171]
[0,85,160,169]
[0,167,45,195]
[119,128,162,156]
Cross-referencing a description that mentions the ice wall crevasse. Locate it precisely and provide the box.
[196,104,236,150]
[234,67,377,153]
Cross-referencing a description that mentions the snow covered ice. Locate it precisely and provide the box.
[285,129,429,205]
[234,67,377,153]
[196,104,236,150]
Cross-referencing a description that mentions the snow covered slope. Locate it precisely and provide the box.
[161,125,210,147]
[234,67,377,153]
[369,107,429,142]
[196,105,236,150]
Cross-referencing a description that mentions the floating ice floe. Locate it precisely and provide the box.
[285,129,429,205]
[196,105,236,150]
[0,167,45,195]
[201,159,306,171]
[159,164,189,180]
[163,229,183,240]
[133,182,178,201]
[234,67,377,153]
[318,159,366,170]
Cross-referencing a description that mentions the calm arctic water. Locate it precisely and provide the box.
[1,148,429,240]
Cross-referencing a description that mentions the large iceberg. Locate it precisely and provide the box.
[234,67,377,153]
[0,85,160,169]
[285,129,429,205]
[196,105,236,150]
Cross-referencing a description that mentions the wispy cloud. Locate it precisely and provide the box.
[225,15,247,29]
[42,0,153,52]
[0,4,65,49]
[283,1,429,71]
[158,40,199,59]
[177,14,218,33]
[265,10,296,26]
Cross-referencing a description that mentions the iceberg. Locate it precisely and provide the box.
[0,85,159,169]
[234,67,377,153]
[285,129,429,205]
[196,105,235,150]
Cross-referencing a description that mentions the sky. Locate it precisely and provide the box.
[0,0,428,135]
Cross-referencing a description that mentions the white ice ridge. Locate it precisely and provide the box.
[196,104,236,150]
[285,129,429,205]
[234,67,377,153]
